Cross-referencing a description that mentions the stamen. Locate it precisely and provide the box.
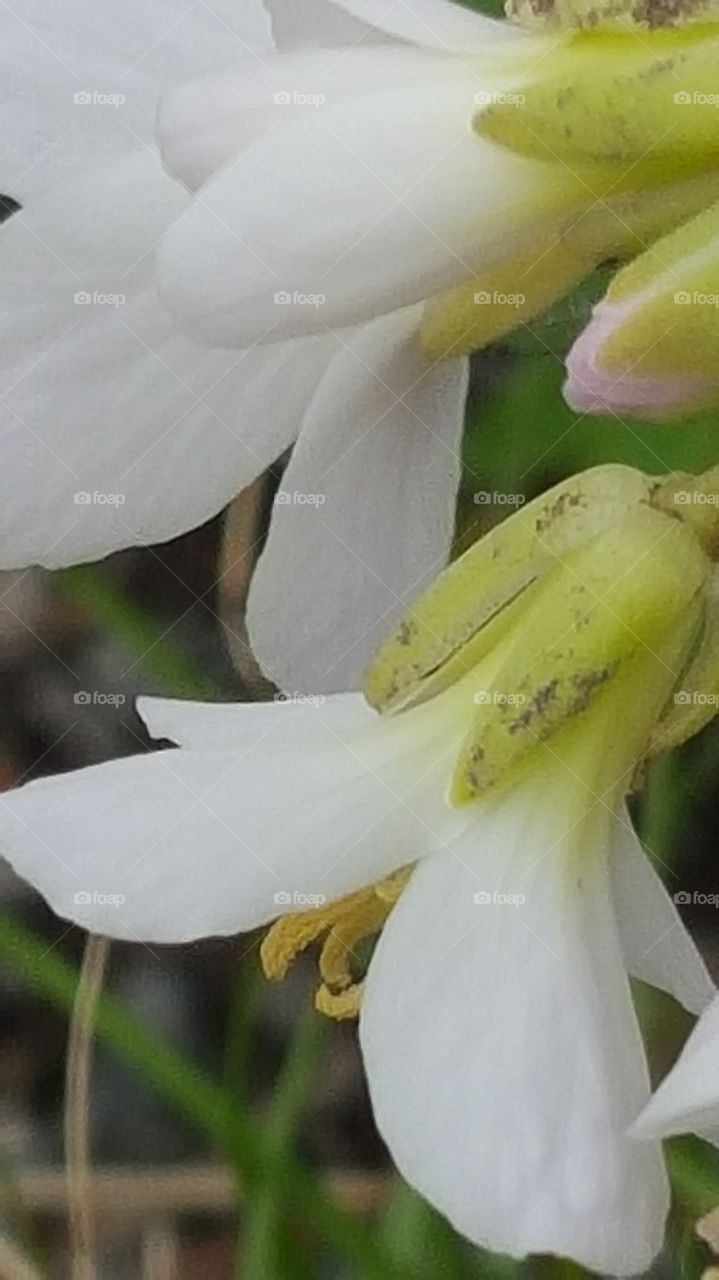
[261,867,412,1019]
[260,909,331,982]
[315,982,365,1021]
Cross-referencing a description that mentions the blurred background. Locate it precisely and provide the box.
[1,257,719,1278]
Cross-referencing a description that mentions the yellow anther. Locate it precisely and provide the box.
[373,867,411,905]
[318,898,388,990]
[261,867,412,1020]
[315,982,365,1021]
[260,907,331,982]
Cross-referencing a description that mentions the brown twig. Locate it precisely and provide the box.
[12,1163,393,1218]
[64,934,110,1280]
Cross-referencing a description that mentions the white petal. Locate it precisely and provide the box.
[360,797,668,1276]
[138,689,372,749]
[332,0,523,50]
[267,0,385,48]
[246,309,468,693]
[0,0,272,198]
[610,809,715,1017]
[632,995,719,1143]
[0,154,333,569]
[0,693,467,942]
[156,64,575,345]
[159,45,469,191]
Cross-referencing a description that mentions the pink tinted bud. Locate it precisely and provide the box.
[564,300,717,419]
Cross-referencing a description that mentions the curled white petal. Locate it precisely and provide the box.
[632,995,719,1144]
[610,809,715,1017]
[247,308,468,692]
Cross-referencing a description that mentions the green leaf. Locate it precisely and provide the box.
[241,1009,325,1280]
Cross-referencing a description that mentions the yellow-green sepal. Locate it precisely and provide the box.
[592,199,719,386]
[475,31,719,176]
[420,237,594,360]
[449,506,708,805]
[422,170,719,361]
[506,0,719,31]
[363,464,653,715]
[650,464,719,557]
[648,569,719,756]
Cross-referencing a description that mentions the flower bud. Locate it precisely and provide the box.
[565,199,719,417]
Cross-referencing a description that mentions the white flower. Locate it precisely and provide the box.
[3,463,719,1275]
[0,0,521,693]
[4,0,718,692]
[632,993,719,1145]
